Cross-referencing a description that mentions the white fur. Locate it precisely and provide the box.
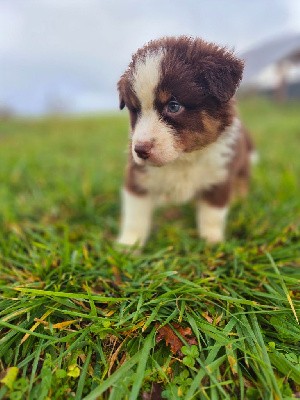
[131,110,177,166]
[117,188,153,246]
[131,50,179,166]
[138,118,241,205]
[132,50,164,110]
[197,201,228,243]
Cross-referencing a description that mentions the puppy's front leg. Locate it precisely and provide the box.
[197,181,230,244]
[117,188,153,247]
[197,201,228,243]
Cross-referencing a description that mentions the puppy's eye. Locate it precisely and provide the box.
[166,100,182,114]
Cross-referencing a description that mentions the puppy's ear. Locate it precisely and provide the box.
[200,53,244,102]
[117,77,126,110]
[119,94,125,110]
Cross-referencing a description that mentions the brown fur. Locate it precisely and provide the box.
[200,126,252,206]
[125,155,147,195]
[157,89,172,104]
[118,36,243,107]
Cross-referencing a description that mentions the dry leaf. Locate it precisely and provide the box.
[156,325,183,355]
[173,323,198,347]
[156,323,197,356]
[201,312,213,324]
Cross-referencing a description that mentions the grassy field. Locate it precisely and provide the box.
[0,98,300,399]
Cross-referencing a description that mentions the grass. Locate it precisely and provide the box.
[0,97,299,399]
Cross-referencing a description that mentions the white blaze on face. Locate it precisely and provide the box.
[131,50,179,166]
[133,51,163,110]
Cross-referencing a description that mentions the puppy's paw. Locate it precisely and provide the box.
[200,229,224,244]
[115,234,144,255]
[116,232,145,247]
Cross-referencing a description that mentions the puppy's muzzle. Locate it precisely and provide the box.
[134,142,153,160]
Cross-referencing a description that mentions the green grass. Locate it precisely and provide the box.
[0,98,299,399]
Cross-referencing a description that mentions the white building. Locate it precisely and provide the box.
[239,33,300,100]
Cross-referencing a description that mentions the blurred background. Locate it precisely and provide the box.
[1,0,300,117]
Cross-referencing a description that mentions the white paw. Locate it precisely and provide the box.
[116,232,146,247]
[200,228,224,244]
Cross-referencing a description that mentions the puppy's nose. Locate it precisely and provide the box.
[134,142,153,160]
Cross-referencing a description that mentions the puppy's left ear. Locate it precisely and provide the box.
[117,77,126,110]
[119,94,125,110]
[201,53,244,103]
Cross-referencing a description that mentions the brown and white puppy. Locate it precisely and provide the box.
[117,36,253,247]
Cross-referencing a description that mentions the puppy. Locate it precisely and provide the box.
[117,36,253,247]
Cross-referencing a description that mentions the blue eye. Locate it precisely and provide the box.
[166,100,182,114]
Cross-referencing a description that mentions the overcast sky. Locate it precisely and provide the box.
[1,0,300,115]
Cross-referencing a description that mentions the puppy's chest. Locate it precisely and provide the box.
[141,151,229,205]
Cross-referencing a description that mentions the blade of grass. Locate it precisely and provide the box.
[28,339,44,395]
[129,329,155,400]
[13,287,126,302]
[83,330,155,400]
[266,252,299,324]
[75,349,92,400]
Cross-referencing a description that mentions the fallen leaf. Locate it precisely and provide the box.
[156,325,182,355]
[156,323,197,356]
[173,323,198,347]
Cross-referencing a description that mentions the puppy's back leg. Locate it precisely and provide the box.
[233,165,250,199]
[117,188,153,247]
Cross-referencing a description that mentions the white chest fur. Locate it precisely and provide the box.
[140,119,240,205]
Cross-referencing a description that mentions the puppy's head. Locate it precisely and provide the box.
[118,36,244,167]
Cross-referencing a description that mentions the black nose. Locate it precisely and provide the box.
[134,142,153,159]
